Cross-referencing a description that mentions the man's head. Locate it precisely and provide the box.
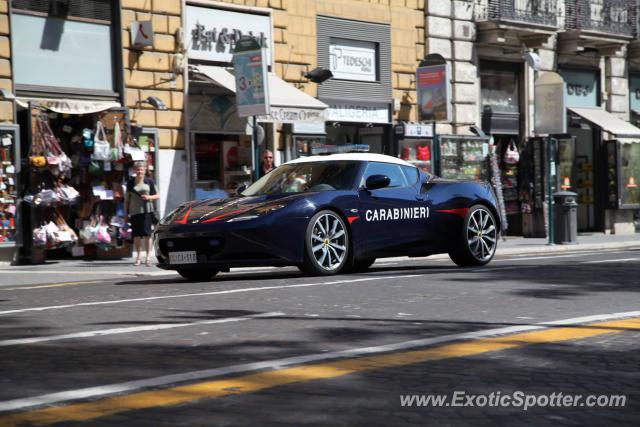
[262,150,274,168]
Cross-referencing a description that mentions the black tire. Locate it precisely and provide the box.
[351,258,376,272]
[177,268,219,282]
[300,210,350,276]
[448,205,498,267]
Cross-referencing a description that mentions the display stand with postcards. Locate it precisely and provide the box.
[0,125,20,248]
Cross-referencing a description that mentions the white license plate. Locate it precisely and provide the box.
[169,251,197,264]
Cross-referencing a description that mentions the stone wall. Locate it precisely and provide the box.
[0,0,12,123]
[121,0,185,149]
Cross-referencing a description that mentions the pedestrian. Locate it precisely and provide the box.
[259,149,274,177]
[125,161,159,266]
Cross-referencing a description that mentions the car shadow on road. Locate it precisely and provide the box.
[436,261,640,299]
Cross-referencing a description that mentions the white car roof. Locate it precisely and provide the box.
[285,152,415,167]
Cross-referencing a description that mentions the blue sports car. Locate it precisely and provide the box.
[154,153,500,281]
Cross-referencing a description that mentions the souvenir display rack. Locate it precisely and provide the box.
[0,124,20,247]
[438,135,490,181]
[22,105,153,261]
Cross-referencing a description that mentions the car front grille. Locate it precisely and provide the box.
[158,237,224,257]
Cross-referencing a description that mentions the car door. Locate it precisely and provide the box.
[356,162,429,256]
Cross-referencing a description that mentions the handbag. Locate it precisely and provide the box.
[92,121,111,161]
[89,160,102,176]
[111,121,125,162]
[83,128,94,150]
[416,145,431,161]
[33,225,47,247]
[504,140,520,164]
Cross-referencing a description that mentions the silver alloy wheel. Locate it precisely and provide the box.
[310,212,347,271]
[466,208,497,261]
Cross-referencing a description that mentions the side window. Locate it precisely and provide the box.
[401,165,419,186]
[362,162,408,188]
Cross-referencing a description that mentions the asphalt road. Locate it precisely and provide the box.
[0,249,639,426]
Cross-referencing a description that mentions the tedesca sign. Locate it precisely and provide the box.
[329,38,377,82]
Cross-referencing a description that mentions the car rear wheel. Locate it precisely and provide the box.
[449,205,498,267]
[301,210,350,275]
[177,268,219,282]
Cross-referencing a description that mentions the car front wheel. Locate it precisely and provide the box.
[300,210,350,275]
[449,205,498,267]
[177,268,219,282]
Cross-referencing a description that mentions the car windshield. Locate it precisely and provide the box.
[242,161,360,196]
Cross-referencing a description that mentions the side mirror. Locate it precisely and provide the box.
[236,184,247,195]
[365,174,391,191]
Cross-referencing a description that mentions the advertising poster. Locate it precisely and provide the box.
[417,64,450,122]
[233,47,270,117]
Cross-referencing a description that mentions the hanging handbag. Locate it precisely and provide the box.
[416,145,431,161]
[88,160,102,176]
[111,121,125,162]
[92,121,111,161]
[83,128,94,150]
[504,140,520,164]
[33,225,47,247]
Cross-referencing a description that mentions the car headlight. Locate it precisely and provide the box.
[227,204,286,222]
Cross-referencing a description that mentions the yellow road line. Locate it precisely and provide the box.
[1,281,102,291]
[3,317,640,426]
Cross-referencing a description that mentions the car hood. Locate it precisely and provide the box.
[168,193,311,225]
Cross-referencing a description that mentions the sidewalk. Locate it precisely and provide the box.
[0,233,638,278]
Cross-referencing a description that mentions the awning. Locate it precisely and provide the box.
[192,65,327,124]
[569,107,640,138]
[16,98,121,114]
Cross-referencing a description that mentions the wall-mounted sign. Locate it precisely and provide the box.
[293,122,326,134]
[326,102,390,124]
[559,69,598,108]
[131,21,154,49]
[329,38,377,82]
[187,5,272,65]
[417,64,451,122]
[535,72,566,135]
[403,123,434,138]
[258,106,324,124]
[232,38,269,117]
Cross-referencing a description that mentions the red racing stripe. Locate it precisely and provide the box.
[347,216,359,224]
[201,209,250,223]
[436,208,469,218]
[175,206,192,224]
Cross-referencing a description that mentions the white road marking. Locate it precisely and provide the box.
[1,309,639,413]
[495,253,602,262]
[581,257,640,264]
[0,275,423,317]
[0,312,284,347]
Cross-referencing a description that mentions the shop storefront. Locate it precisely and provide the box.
[4,1,163,263]
[316,16,393,154]
[186,2,326,196]
[479,61,524,234]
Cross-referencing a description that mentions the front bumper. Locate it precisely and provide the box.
[154,217,308,270]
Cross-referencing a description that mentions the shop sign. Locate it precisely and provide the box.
[559,70,598,108]
[257,107,325,124]
[293,122,326,134]
[326,102,390,124]
[187,5,272,65]
[403,123,434,138]
[131,21,154,49]
[233,38,269,117]
[329,38,377,82]
[417,64,451,122]
[535,72,566,135]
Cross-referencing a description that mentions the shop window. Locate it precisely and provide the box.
[620,143,640,207]
[11,0,117,94]
[480,69,519,114]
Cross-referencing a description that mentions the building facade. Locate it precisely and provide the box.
[0,0,188,262]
